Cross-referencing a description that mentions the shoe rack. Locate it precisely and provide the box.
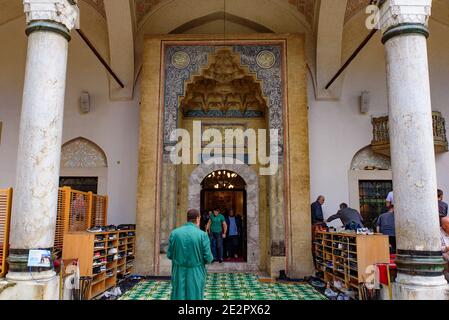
[314,231,390,299]
[117,230,135,280]
[63,231,120,299]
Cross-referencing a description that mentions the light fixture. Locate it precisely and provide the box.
[360,90,370,114]
[79,91,90,114]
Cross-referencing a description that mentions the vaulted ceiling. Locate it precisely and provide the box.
[1,0,448,101]
[0,0,406,31]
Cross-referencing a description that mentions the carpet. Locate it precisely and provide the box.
[119,273,327,300]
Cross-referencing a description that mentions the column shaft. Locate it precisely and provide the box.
[11,30,68,251]
[385,34,440,253]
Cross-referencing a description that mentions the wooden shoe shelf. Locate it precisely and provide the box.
[63,230,126,299]
[314,231,389,299]
[117,230,135,279]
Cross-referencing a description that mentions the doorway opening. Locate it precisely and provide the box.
[59,176,99,193]
[200,170,247,263]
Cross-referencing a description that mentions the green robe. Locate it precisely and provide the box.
[167,222,214,300]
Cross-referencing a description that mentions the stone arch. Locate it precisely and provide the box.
[60,137,108,194]
[350,145,391,171]
[61,137,108,168]
[348,145,392,214]
[188,159,260,270]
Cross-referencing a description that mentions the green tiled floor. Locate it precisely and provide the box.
[119,273,327,300]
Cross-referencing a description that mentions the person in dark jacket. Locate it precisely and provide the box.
[225,210,243,260]
[327,203,364,228]
[311,195,326,269]
[438,189,448,218]
[311,195,325,225]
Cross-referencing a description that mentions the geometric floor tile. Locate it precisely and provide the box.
[119,273,327,300]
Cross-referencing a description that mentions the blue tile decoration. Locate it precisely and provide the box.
[162,43,284,155]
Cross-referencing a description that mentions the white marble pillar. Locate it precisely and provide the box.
[379,0,448,300]
[3,0,78,299]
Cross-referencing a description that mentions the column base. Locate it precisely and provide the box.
[0,271,59,300]
[393,274,449,300]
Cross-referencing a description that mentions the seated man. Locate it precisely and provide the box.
[326,203,364,229]
[377,205,396,253]
[440,216,449,281]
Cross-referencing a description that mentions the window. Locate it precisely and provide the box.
[359,180,392,229]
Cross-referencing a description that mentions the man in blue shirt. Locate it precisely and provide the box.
[377,205,396,253]
[225,210,243,260]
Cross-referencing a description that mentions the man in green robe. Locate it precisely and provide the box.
[167,209,214,300]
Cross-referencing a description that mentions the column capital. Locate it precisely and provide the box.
[23,0,79,31]
[379,0,432,43]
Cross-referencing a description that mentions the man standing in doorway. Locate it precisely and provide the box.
[225,210,242,261]
[167,209,213,300]
[206,209,227,263]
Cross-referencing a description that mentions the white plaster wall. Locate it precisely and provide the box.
[309,19,449,225]
[1,7,449,229]
[0,15,139,225]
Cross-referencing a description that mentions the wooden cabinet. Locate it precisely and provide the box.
[314,231,389,299]
[63,231,120,299]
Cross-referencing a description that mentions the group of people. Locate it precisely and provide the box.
[202,209,243,263]
[166,189,449,300]
[311,189,449,261]
[311,194,396,252]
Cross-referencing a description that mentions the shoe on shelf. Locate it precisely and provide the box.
[88,226,103,233]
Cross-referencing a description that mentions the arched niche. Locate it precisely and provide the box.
[60,137,108,194]
[350,145,391,171]
[348,145,392,213]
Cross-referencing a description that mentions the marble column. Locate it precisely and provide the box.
[379,0,448,300]
[3,0,78,299]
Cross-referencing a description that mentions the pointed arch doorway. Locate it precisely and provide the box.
[201,170,248,262]
[189,161,260,272]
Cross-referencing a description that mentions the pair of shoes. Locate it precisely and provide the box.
[219,260,223,263]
